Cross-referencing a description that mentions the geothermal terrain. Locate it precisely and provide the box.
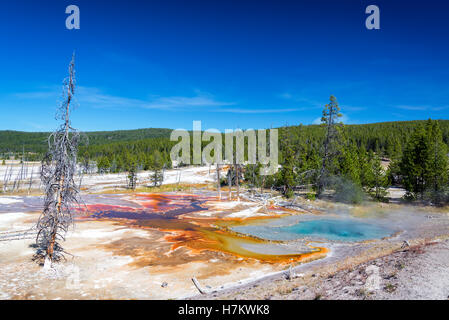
[0,163,448,300]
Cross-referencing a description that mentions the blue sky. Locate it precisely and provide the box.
[0,0,448,132]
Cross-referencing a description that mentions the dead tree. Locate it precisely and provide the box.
[35,54,82,265]
[28,166,34,194]
[226,165,242,199]
[2,165,11,192]
[176,167,181,188]
[228,169,232,200]
[13,158,26,191]
[216,163,221,200]
[235,164,240,201]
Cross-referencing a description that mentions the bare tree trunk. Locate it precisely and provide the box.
[78,169,84,193]
[2,165,10,192]
[216,163,221,200]
[6,165,12,192]
[228,168,232,200]
[233,153,240,201]
[235,164,240,201]
[28,167,34,194]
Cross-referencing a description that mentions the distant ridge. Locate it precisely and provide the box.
[0,128,173,154]
[1,120,448,154]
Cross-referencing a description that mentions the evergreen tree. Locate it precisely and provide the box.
[367,153,389,201]
[97,156,111,174]
[316,95,343,198]
[81,151,90,173]
[149,150,164,187]
[292,125,312,187]
[424,119,448,204]
[340,143,361,186]
[386,136,403,186]
[116,156,124,173]
[280,130,296,198]
[398,119,447,202]
[244,163,262,193]
[400,125,429,200]
[127,156,138,190]
[110,157,118,173]
[358,146,371,187]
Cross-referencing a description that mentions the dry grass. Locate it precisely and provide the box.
[275,284,294,295]
[93,183,215,195]
[0,188,43,197]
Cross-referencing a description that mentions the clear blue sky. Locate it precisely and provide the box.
[0,0,448,132]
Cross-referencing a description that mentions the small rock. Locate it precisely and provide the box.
[161,282,168,288]
[301,289,316,300]
[341,286,352,294]
[293,285,307,292]
[365,275,381,292]
[365,265,380,275]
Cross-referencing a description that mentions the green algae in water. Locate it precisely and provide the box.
[232,217,394,242]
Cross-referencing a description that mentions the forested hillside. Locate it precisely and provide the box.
[267,101,449,205]
[0,128,173,155]
[280,120,449,159]
[2,120,449,157]
[1,112,448,204]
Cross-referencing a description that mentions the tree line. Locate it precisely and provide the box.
[1,99,449,204]
[249,96,449,205]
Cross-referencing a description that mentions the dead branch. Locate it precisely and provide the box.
[191,276,207,294]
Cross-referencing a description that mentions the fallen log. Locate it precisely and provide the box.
[191,276,207,294]
[0,228,37,242]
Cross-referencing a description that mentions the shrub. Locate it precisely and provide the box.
[305,192,316,201]
[333,178,365,204]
